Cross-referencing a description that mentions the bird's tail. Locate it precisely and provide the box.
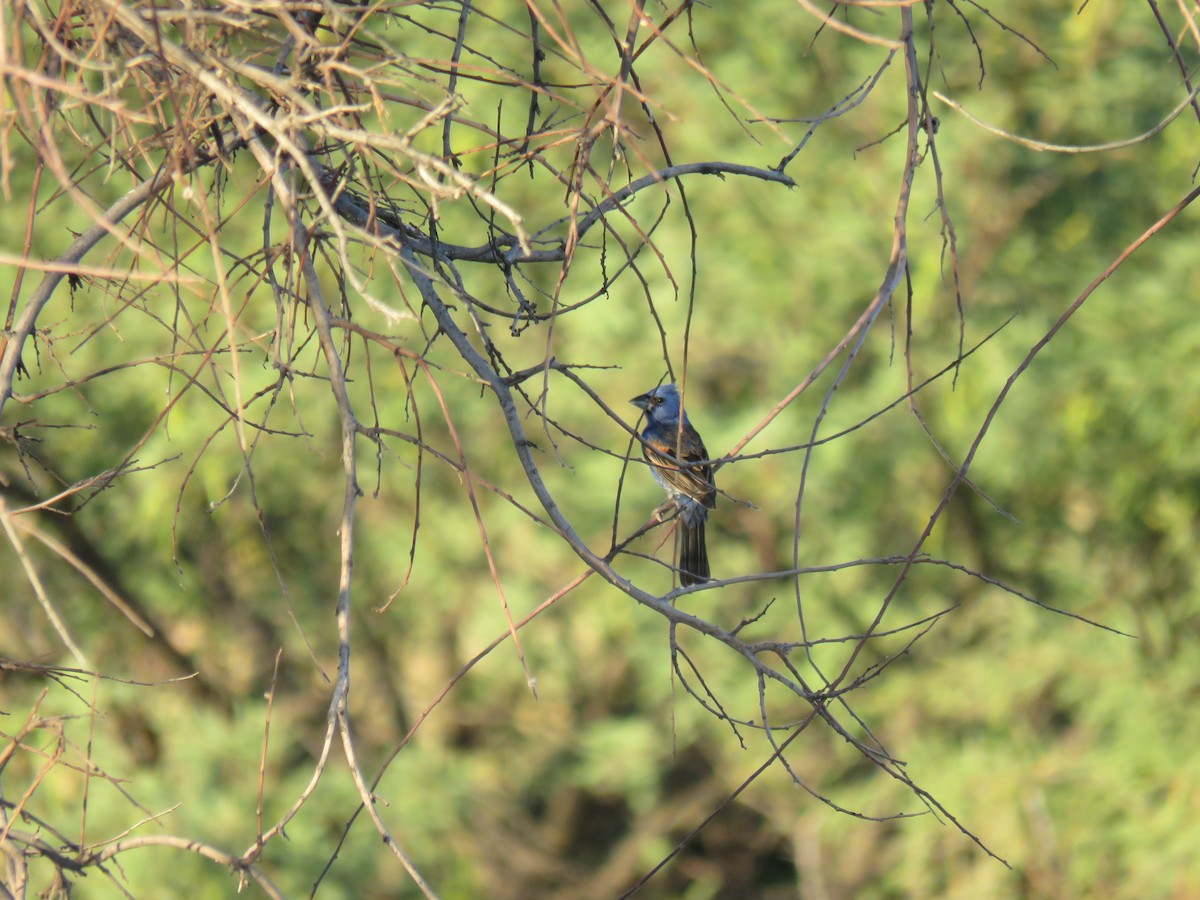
[679,522,710,586]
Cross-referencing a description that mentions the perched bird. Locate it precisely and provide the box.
[630,384,716,586]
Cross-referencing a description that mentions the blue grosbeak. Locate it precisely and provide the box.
[631,384,716,586]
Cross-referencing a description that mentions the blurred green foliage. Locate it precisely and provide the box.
[3,1,1200,897]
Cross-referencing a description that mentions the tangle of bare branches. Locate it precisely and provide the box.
[2,0,1196,895]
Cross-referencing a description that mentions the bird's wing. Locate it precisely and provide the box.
[642,432,716,509]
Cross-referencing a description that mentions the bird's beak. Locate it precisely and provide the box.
[630,392,651,410]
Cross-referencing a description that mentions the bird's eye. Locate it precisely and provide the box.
[652,396,663,405]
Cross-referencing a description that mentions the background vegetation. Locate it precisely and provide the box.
[2,1,1199,897]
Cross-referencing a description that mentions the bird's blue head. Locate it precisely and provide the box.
[630,383,688,428]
